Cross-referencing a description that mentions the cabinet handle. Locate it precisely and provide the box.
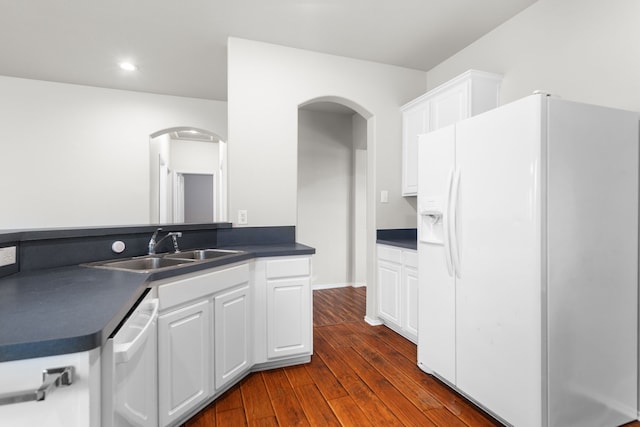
[0,366,74,406]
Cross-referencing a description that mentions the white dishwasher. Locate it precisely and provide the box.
[102,290,159,427]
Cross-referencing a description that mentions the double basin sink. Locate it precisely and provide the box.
[85,249,244,273]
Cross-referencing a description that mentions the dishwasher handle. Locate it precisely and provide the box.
[114,298,159,364]
[0,366,75,406]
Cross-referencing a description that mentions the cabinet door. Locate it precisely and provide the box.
[429,82,469,131]
[377,259,402,325]
[158,299,211,427]
[267,277,311,359]
[214,284,251,390]
[403,264,419,342]
[402,104,428,196]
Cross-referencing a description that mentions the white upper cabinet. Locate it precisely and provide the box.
[401,70,502,196]
[401,106,429,196]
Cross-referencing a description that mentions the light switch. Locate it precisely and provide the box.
[380,190,389,203]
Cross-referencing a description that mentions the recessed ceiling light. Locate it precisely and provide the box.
[119,62,138,71]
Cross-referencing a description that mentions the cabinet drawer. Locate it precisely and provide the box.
[377,244,403,263]
[266,257,310,279]
[158,263,249,310]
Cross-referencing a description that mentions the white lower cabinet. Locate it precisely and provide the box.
[377,259,402,325]
[158,299,211,427]
[135,255,310,426]
[213,283,251,390]
[155,263,251,427]
[403,261,419,338]
[253,256,313,365]
[1,254,313,427]
[267,277,310,358]
[377,244,418,342]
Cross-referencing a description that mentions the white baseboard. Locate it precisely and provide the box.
[312,282,367,290]
[364,315,383,326]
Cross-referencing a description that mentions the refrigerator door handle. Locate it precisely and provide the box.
[450,167,462,278]
[443,168,454,277]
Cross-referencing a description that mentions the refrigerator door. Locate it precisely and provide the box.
[454,95,543,426]
[417,125,456,384]
[546,99,638,426]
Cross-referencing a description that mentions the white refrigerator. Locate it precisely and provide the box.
[417,94,638,427]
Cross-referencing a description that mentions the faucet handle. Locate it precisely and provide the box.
[170,232,182,253]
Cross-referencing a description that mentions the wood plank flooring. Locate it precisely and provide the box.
[184,286,504,426]
[184,286,640,426]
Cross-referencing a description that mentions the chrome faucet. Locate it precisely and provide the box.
[148,228,182,255]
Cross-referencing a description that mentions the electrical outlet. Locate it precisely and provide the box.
[238,210,248,225]
[0,246,17,267]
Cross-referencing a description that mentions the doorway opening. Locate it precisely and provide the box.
[149,127,227,224]
[297,99,369,289]
[174,172,215,223]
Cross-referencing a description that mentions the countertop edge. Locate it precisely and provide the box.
[376,239,417,251]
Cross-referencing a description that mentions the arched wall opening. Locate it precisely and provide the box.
[297,96,372,290]
[149,126,228,224]
[228,39,428,323]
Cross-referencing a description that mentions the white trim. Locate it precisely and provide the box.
[380,321,417,344]
[364,315,383,326]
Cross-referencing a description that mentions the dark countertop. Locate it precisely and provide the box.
[0,243,314,362]
[376,228,417,250]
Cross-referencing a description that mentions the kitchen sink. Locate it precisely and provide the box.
[85,255,195,272]
[84,249,244,273]
[164,249,242,261]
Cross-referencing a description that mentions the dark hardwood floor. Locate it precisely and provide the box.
[184,286,504,426]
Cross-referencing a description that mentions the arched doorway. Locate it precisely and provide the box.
[149,127,228,224]
[297,97,372,290]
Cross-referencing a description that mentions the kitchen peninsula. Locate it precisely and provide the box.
[0,223,314,427]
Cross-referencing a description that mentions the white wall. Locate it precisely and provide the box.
[149,133,171,223]
[426,0,640,112]
[227,38,427,229]
[297,109,354,287]
[0,76,226,229]
[228,38,426,320]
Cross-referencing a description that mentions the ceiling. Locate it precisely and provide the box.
[0,0,537,101]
